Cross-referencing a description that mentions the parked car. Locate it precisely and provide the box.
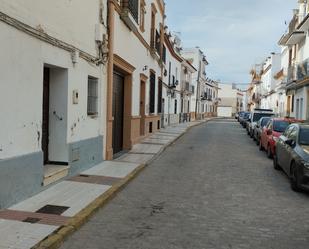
[274,123,309,191]
[236,111,244,120]
[247,109,274,137]
[253,117,271,144]
[259,118,299,158]
[240,112,251,128]
[238,111,246,122]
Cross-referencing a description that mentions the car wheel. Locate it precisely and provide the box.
[252,133,256,141]
[273,154,281,170]
[267,146,272,159]
[256,138,259,145]
[259,140,263,151]
[290,162,301,192]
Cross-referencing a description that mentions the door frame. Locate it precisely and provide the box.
[112,71,125,155]
[111,55,135,155]
[140,74,147,136]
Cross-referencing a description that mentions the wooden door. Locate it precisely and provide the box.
[42,68,50,164]
[112,72,124,155]
[140,80,146,136]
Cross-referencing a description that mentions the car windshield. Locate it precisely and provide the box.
[299,127,309,145]
[253,113,273,122]
[261,117,271,127]
[273,121,290,132]
[244,113,250,119]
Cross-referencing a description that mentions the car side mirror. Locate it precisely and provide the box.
[285,139,295,147]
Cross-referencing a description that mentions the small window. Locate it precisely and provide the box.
[87,76,99,116]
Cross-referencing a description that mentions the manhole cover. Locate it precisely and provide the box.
[36,205,69,215]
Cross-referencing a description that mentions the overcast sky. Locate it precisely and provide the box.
[165,0,296,87]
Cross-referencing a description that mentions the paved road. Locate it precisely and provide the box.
[61,119,309,249]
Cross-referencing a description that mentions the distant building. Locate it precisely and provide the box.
[218,84,244,117]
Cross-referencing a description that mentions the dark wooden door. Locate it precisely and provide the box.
[112,72,124,155]
[42,68,50,164]
[140,80,146,136]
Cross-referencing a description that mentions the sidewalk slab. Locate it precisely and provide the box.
[10,181,110,217]
[130,143,163,154]
[82,161,140,178]
[0,219,57,249]
[116,153,154,164]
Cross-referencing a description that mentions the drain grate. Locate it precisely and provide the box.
[22,217,41,224]
[36,205,69,215]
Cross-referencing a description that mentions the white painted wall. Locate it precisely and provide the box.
[0,1,107,160]
[0,0,104,56]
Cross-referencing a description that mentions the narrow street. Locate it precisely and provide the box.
[61,119,309,249]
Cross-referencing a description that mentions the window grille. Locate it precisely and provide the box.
[87,76,99,116]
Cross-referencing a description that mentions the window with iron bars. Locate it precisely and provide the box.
[155,30,161,54]
[87,76,99,116]
[122,0,139,23]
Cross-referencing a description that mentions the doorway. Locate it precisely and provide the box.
[112,72,125,155]
[140,80,146,136]
[42,68,50,164]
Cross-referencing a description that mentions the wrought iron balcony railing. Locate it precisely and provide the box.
[121,0,139,23]
[287,65,297,83]
[297,58,309,81]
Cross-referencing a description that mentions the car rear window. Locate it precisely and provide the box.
[253,113,274,122]
[299,128,309,145]
[273,121,290,132]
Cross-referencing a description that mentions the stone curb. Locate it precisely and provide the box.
[31,118,214,249]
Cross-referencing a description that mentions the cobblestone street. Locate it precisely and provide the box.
[61,119,309,249]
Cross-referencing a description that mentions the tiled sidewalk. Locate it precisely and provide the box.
[0,119,209,249]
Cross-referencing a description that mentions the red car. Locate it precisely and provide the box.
[259,118,301,158]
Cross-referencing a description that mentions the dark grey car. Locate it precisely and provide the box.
[253,117,271,144]
[274,123,309,192]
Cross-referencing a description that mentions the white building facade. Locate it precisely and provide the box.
[218,84,244,117]
[182,47,209,120]
[106,0,165,159]
[0,0,108,208]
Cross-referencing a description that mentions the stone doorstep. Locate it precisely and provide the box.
[43,165,70,186]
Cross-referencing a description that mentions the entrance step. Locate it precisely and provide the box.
[43,165,69,186]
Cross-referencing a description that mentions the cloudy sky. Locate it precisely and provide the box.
[165,0,296,87]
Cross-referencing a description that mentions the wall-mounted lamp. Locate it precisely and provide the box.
[143,66,148,71]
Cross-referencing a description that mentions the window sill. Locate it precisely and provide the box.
[87,114,99,119]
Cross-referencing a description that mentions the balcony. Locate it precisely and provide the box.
[297,58,309,81]
[169,79,179,89]
[287,65,297,83]
[120,0,139,32]
[279,30,306,46]
[185,82,190,91]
